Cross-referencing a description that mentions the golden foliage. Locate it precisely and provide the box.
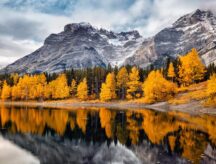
[99,108,112,138]
[178,48,206,86]
[167,62,175,80]
[100,72,116,101]
[10,73,19,85]
[206,74,216,106]
[117,67,129,88]
[77,78,88,100]
[76,110,88,134]
[142,70,177,103]
[116,67,129,99]
[47,74,70,99]
[169,82,208,105]
[9,74,47,100]
[70,79,77,97]
[1,81,11,100]
[127,67,141,99]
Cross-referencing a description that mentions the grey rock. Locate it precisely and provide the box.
[1,22,143,74]
[125,9,216,67]
[1,9,216,74]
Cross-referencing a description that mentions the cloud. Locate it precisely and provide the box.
[0,35,42,65]
[0,0,215,66]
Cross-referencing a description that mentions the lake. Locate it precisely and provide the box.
[0,105,216,164]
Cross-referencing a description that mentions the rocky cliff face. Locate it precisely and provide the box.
[1,9,216,74]
[1,22,143,74]
[125,9,216,67]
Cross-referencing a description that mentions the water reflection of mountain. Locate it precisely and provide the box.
[1,105,216,163]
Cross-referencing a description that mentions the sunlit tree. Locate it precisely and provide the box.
[1,81,11,100]
[142,70,177,103]
[206,73,216,105]
[10,73,19,85]
[127,67,141,99]
[77,78,88,100]
[100,72,116,101]
[116,67,129,99]
[47,74,69,99]
[167,62,175,81]
[70,79,77,97]
[178,48,206,86]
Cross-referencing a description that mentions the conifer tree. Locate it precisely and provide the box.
[142,70,177,103]
[116,67,129,99]
[100,73,116,101]
[77,78,88,100]
[48,74,69,99]
[70,79,77,97]
[10,73,19,85]
[1,81,11,100]
[167,62,175,81]
[11,85,21,100]
[127,67,141,99]
[207,73,216,105]
[178,48,206,86]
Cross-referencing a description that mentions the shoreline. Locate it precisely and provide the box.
[1,99,216,115]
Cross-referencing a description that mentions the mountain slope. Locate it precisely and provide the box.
[1,22,143,74]
[125,9,216,67]
[1,9,216,74]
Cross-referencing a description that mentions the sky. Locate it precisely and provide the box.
[0,0,215,67]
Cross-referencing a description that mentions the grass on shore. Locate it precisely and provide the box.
[168,82,208,105]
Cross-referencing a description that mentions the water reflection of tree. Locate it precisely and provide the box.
[1,105,216,163]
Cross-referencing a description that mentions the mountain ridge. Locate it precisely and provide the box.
[1,9,216,74]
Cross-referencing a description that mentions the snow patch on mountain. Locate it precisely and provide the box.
[1,9,216,74]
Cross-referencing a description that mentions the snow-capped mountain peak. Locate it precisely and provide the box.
[1,9,216,74]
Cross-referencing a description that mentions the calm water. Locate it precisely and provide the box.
[0,105,216,164]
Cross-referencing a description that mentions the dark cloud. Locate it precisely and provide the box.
[0,18,44,41]
[0,0,215,66]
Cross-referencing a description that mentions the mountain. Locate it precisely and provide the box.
[125,9,216,67]
[1,9,216,74]
[1,22,143,74]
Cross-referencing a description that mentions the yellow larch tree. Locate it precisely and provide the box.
[32,74,47,100]
[11,85,21,100]
[70,79,77,97]
[48,74,70,99]
[100,83,111,101]
[142,70,177,103]
[1,81,11,100]
[178,48,206,86]
[11,74,47,100]
[116,67,129,99]
[100,72,116,101]
[16,74,33,100]
[10,73,19,85]
[77,78,88,100]
[167,62,175,81]
[206,73,216,106]
[127,66,141,99]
